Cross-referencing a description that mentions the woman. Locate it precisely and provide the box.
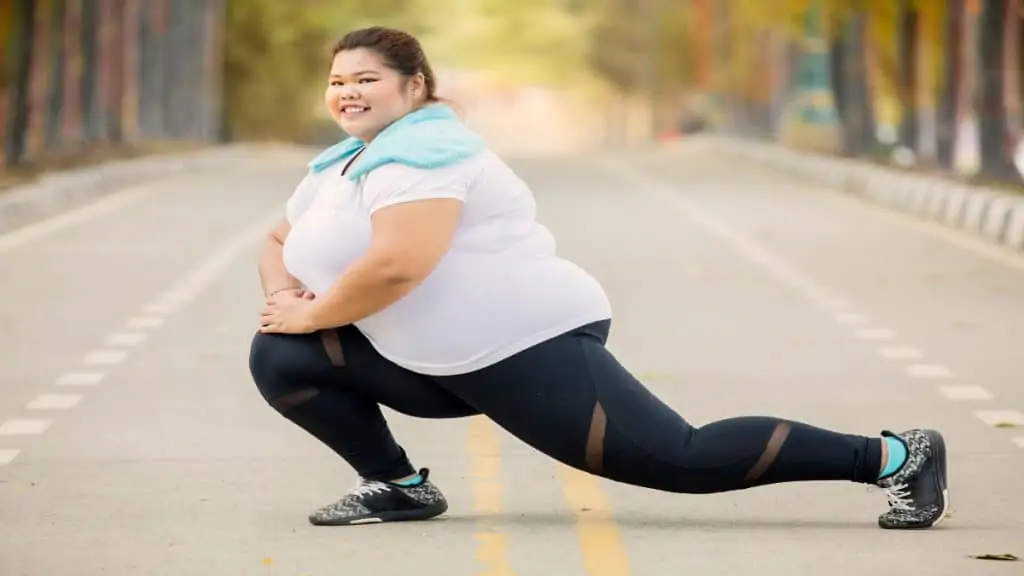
[250,26,948,530]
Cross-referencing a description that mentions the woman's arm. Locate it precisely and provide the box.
[258,218,305,297]
[303,197,463,330]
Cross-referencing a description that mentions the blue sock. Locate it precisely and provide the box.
[879,436,907,479]
[393,473,423,487]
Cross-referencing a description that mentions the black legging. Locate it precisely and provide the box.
[248,320,883,493]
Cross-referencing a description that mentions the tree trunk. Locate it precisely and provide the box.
[3,0,36,167]
[978,0,1018,182]
[898,0,920,151]
[937,0,963,169]
[838,12,875,156]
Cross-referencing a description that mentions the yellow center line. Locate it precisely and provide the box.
[468,416,516,576]
[558,464,632,576]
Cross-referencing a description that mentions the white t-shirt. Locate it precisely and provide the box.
[281,149,612,376]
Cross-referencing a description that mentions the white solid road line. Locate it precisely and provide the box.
[0,209,283,469]
[610,158,1024,449]
[830,180,1024,275]
[140,211,281,316]
[0,184,161,254]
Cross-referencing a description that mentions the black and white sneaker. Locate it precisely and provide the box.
[876,429,949,530]
[308,468,448,526]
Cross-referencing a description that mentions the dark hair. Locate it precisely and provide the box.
[331,26,440,103]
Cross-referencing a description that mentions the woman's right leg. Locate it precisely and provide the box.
[433,320,948,530]
[248,325,479,526]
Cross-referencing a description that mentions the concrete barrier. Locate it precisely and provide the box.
[684,135,1024,254]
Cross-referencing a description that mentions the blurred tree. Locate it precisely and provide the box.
[936,0,964,168]
[896,0,919,148]
[221,0,424,141]
[1,0,14,127]
[655,2,696,96]
[581,0,693,95]
[2,0,34,166]
[581,0,651,94]
[978,0,1019,181]
[0,1,11,83]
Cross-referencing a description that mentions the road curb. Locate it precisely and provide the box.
[0,143,310,234]
[685,135,1024,254]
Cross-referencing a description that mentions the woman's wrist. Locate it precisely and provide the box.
[267,286,303,297]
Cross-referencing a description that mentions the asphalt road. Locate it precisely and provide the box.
[1,143,1021,575]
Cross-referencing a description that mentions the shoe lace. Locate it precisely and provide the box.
[884,483,914,511]
[349,479,390,498]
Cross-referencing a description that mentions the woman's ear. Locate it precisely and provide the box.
[410,73,427,98]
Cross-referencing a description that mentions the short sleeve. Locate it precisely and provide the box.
[361,154,483,215]
[285,171,319,225]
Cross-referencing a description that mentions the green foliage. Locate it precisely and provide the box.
[582,0,693,93]
[422,0,594,88]
[655,3,695,92]
[218,0,955,140]
[220,0,424,141]
[222,1,330,140]
[0,0,12,85]
[581,0,650,92]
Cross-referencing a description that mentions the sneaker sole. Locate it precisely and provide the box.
[310,501,448,527]
[927,429,950,529]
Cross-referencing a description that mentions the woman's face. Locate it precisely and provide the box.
[325,48,424,142]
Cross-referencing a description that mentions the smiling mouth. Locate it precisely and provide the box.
[340,105,370,116]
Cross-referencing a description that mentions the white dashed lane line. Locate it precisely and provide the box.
[0,211,281,467]
[938,386,995,401]
[104,332,148,347]
[126,317,164,330]
[879,346,924,360]
[82,349,129,366]
[906,364,955,379]
[854,328,897,342]
[55,371,106,387]
[611,158,1024,450]
[815,298,852,311]
[973,411,1024,428]
[835,312,870,326]
[27,394,83,410]
[0,419,53,436]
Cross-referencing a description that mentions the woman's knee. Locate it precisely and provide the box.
[248,331,330,405]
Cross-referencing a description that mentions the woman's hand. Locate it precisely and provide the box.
[259,290,318,334]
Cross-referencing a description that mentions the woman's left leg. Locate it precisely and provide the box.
[432,320,948,530]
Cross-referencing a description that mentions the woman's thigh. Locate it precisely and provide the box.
[430,320,699,486]
[250,325,480,420]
